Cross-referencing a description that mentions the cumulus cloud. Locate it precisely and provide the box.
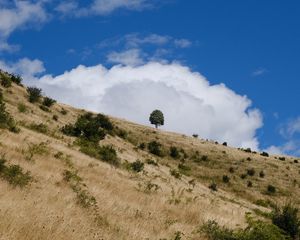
[0,0,48,51]
[174,39,192,48]
[266,117,300,156]
[107,49,144,66]
[0,58,45,81]
[11,60,261,150]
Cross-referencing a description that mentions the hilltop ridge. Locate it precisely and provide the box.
[0,71,299,240]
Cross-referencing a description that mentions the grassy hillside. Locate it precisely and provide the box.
[0,70,299,240]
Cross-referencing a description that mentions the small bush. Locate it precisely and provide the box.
[27,87,42,103]
[259,171,265,178]
[0,75,12,88]
[148,141,163,157]
[247,181,253,187]
[18,103,27,113]
[222,175,230,183]
[261,151,269,157]
[279,157,286,161]
[200,219,289,240]
[29,123,48,134]
[247,168,256,176]
[52,115,58,121]
[267,185,276,194]
[130,160,144,172]
[272,203,300,239]
[39,105,50,112]
[222,142,227,146]
[10,74,22,85]
[209,183,217,191]
[0,93,19,133]
[98,145,119,166]
[0,156,32,187]
[178,163,191,172]
[146,159,158,166]
[192,134,198,138]
[170,146,179,159]
[244,148,252,153]
[240,173,247,179]
[43,97,56,107]
[170,169,181,179]
[294,160,299,164]
[138,142,146,150]
[60,108,68,115]
[229,167,235,173]
[247,157,252,161]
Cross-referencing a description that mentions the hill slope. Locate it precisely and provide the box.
[0,72,299,240]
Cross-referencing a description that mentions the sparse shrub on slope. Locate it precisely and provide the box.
[27,87,42,103]
[130,160,144,172]
[200,219,289,240]
[148,141,164,157]
[0,155,32,187]
[272,203,300,239]
[0,74,12,88]
[0,91,20,133]
[170,146,179,159]
[42,97,56,107]
[62,113,113,143]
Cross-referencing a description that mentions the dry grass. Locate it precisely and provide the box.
[0,82,299,239]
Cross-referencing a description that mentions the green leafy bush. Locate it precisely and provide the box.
[0,91,20,133]
[200,219,289,240]
[170,169,182,179]
[130,160,144,172]
[148,141,163,157]
[0,74,12,87]
[209,183,218,191]
[62,113,113,143]
[29,123,48,134]
[18,103,27,113]
[0,155,32,187]
[27,87,42,103]
[222,175,230,183]
[272,203,300,239]
[247,168,255,176]
[42,97,56,107]
[170,146,180,159]
[267,185,276,194]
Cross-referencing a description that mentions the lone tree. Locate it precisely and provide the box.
[149,109,164,129]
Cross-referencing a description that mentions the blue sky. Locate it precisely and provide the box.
[0,0,300,155]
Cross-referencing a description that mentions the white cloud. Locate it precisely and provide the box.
[0,1,48,51]
[174,39,192,48]
[252,68,268,76]
[10,60,261,150]
[56,0,151,17]
[0,58,45,82]
[280,117,300,138]
[107,49,144,66]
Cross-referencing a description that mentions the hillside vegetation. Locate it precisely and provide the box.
[0,70,299,240]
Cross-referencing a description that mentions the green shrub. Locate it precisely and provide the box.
[229,167,235,173]
[0,74,12,88]
[170,146,180,159]
[200,219,289,240]
[148,141,163,157]
[29,123,48,134]
[0,156,32,187]
[247,168,255,176]
[98,145,119,166]
[10,74,22,85]
[146,159,158,166]
[27,87,42,103]
[18,103,27,113]
[138,142,146,150]
[222,175,230,183]
[62,113,113,143]
[267,185,276,194]
[60,108,68,115]
[272,203,300,239]
[209,183,217,191]
[247,181,253,188]
[0,93,19,133]
[261,152,269,157]
[43,97,56,107]
[259,171,265,178]
[130,160,144,172]
[39,105,50,112]
[170,169,182,179]
[52,115,58,121]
